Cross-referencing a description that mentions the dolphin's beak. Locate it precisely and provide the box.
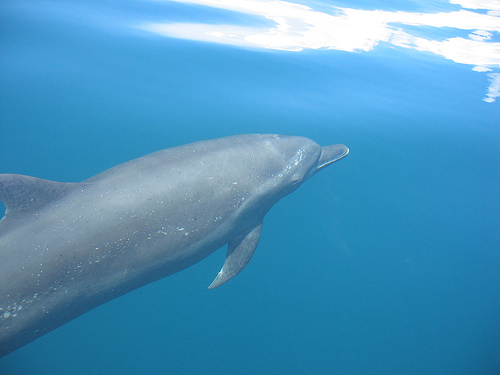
[316,144,349,172]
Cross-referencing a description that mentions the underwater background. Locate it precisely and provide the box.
[1,1,499,374]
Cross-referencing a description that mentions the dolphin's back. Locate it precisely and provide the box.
[84,134,285,184]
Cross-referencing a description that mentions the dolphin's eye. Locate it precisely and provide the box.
[291,178,301,185]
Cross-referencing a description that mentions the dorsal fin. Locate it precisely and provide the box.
[0,174,84,219]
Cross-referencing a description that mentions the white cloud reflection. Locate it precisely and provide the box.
[484,72,500,102]
[139,0,500,102]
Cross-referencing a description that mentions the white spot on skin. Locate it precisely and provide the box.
[157,227,168,235]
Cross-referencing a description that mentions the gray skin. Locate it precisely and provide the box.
[0,134,348,357]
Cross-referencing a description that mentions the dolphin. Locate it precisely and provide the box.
[0,134,348,357]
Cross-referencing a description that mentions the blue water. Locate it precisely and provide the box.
[1,1,499,374]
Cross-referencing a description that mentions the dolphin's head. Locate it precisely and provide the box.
[266,135,349,196]
[238,135,348,219]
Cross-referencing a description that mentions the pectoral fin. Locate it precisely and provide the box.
[208,223,263,289]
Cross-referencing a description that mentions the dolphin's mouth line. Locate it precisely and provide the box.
[316,144,350,172]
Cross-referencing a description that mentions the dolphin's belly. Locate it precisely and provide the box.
[0,197,242,357]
